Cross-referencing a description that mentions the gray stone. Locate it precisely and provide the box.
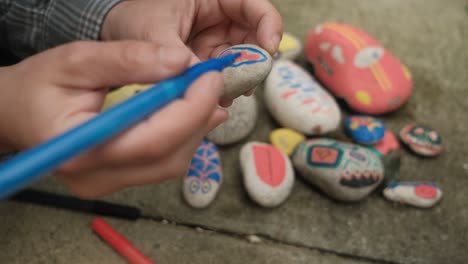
[218,44,273,101]
[292,138,383,202]
[207,95,258,145]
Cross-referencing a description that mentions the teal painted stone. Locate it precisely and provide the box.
[292,138,384,202]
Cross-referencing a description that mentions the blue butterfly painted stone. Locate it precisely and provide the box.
[344,115,385,145]
[183,140,223,208]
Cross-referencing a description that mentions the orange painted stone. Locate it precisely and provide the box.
[305,23,413,115]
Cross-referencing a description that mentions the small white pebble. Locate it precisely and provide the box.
[195,227,204,233]
[246,235,262,244]
[161,219,169,224]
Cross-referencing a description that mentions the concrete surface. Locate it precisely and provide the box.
[1,0,467,263]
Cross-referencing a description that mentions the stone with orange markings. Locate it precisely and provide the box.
[383,182,443,208]
[240,142,295,207]
[264,60,341,136]
[305,22,413,115]
[218,44,273,101]
[292,138,383,202]
[270,128,306,156]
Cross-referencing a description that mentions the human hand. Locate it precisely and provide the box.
[101,0,283,105]
[0,41,228,198]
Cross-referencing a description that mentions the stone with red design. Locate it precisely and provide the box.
[183,140,223,208]
[399,124,443,157]
[240,142,295,207]
[217,44,272,101]
[292,138,383,202]
[264,60,341,136]
[383,182,443,208]
[305,23,413,115]
[367,130,400,156]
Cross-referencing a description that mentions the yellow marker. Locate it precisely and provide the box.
[102,83,152,111]
[270,128,306,156]
[355,90,372,105]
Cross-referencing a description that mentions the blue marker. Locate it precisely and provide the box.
[0,53,241,199]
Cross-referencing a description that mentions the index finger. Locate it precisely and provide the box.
[219,0,283,54]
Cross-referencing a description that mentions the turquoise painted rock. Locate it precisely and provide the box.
[183,140,222,208]
[383,182,443,208]
[399,123,443,157]
[292,138,384,202]
[344,115,385,145]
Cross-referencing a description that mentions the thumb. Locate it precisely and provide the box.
[39,41,192,89]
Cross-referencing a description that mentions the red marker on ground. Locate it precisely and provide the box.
[91,218,153,264]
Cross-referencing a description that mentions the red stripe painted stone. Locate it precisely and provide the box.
[253,145,286,187]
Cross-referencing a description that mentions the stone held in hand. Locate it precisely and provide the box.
[306,22,413,114]
[207,95,258,146]
[273,32,303,61]
[218,44,273,101]
[240,142,295,207]
[264,60,341,136]
[383,182,443,208]
[183,140,223,209]
[344,115,385,145]
[399,123,443,157]
[292,138,384,202]
[269,128,306,156]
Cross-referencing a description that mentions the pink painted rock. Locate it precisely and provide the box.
[368,130,400,156]
[240,142,295,207]
[305,23,413,115]
[264,60,341,135]
[183,140,222,208]
[383,182,443,208]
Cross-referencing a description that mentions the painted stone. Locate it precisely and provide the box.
[367,130,400,156]
[183,140,222,208]
[399,124,443,157]
[264,60,341,135]
[344,115,385,145]
[102,83,152,110]
[207,95,258,145]
[383,182,443,208]
[240,142,295,207]
[292,138,384,202]
[273,32,303,61]
[269,128,306,156]
[218,44,273,101]
[305,23,413,115]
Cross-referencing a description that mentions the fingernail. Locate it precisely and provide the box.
[269,34,281,54]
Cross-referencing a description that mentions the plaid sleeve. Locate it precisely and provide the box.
[0,0,122,58]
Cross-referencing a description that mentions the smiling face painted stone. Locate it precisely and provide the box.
[305,23,413,115]
[264,60,341,135]
[183,140,222,208]
[399,124,443,157]
[218,44,272,101]
[383,182,443,208]
[292,138,383,202]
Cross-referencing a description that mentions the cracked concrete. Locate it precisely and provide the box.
[1,0,468,263]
